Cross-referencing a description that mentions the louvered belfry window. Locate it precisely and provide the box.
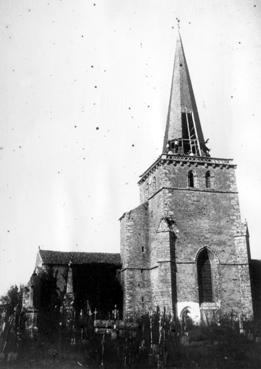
[197,248,213,303]
[188,170,194,188]
[205,171,211,188]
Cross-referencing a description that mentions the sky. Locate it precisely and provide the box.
[0,0,261,296]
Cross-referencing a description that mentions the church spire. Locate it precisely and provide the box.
[163,30,209,156]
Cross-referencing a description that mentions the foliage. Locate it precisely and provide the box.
[1,301,261,368]
[36,268,63,339]
[0,285,23,316]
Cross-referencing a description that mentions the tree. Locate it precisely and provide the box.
[0,285,23,316]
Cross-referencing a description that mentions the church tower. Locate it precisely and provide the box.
[120,31,253,322]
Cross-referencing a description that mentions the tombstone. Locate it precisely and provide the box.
[180,333,189,346]
[25,308,38,338]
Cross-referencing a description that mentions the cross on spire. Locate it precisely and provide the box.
[176,17,180,30]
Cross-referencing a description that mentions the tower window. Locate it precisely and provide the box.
[188,170,194,188]
[205,171,211,188]
[197,249,213,303]
[141,246,144,253]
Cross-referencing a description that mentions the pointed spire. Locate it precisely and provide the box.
[163,29,209,156]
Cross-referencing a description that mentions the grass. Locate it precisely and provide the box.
[0,337,261,369]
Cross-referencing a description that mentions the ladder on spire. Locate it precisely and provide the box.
[191,110,202,156]
[184,108,201,156]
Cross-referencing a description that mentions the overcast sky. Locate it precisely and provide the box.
[0,0,261,296]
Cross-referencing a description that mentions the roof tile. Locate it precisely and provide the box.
[39,249,121,266]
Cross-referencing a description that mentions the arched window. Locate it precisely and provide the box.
[197,248,213,303]
[205,171,211,188]
[188,170,194,188]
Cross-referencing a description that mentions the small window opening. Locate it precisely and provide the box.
[188,171,194,188]
[205,171,211,188]
[168,139,180,154]
[141,246,144,253]
[141,296,144,302]
[140,269,143,274]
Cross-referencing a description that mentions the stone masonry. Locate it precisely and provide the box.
[120,32,253,323]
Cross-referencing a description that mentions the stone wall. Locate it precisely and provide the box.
[250,260,261,320]
[120,203,151,316]
[139,160,238,203]
[120,202,149,269]
[121,158,253,320]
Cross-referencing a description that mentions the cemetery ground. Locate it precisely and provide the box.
[1,286,261,369]
[1,325,261,369]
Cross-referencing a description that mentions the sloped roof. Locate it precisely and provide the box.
[163,31,207,153]
[38,249,121,266]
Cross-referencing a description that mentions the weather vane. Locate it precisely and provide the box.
[176,17,181,30]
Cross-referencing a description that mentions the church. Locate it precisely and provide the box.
[24,31,257,325]
[120,31,253,322]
